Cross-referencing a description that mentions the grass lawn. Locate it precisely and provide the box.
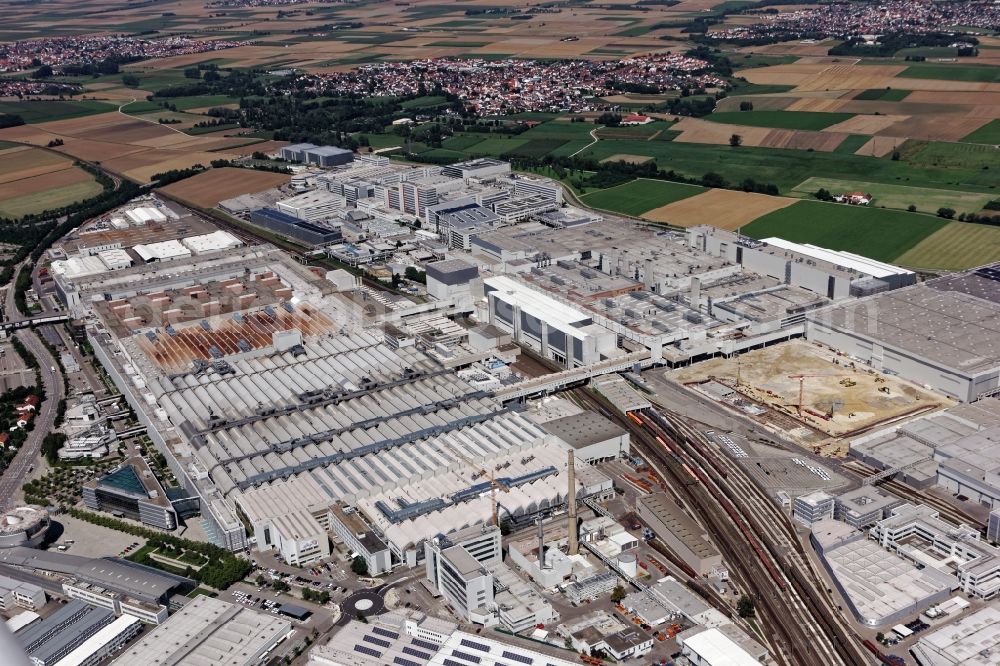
[0,179,103,218]
[899,63,1000,83]
[705,110,855,130]
[853,88,911,101]
[0,99,116,123]
[742,200,948,261]
[962,120,1000,145]
[790,176,995,215]
[895,222,1000,270]
[580,178,706,216]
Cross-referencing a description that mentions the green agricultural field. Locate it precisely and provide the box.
[442,135,488,151]
[895,222,1000,270]
[834,135,871,154]
[704,110,855,130]
[962,120,1000,145]
[426,41,490,47]
[576,138,998,193]
[359,134,405,149]
[502,138,568,159]
[548,139,596,157]
[595,121,673,140]
[519,122,596,140]
[732,54,798,69]
[580,178,706,217]
[742,200,947,261]
[0,99,116,124]
[0,180,104,219]
[464,137,530,156]
[899,64,1000,83]
[790,177,996,215]
[901,140,999,170]
[853,88,911,101]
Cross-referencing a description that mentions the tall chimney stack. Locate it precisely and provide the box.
[537,516,546,569]
[567,450,578,556]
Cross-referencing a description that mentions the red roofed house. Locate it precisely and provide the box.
[622,114,653,125]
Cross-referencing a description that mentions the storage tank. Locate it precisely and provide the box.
[617,551,638,577]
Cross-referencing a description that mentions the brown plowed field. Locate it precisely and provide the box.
[159,167,290,208]
[0,166,91,200]
[643,189,794,229]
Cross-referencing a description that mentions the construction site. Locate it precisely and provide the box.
[668,340,952,454]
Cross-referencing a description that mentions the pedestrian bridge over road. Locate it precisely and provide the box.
[0,314,70,332]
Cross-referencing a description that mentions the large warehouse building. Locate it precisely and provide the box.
[637,493,722,576]
[807,264,1000,402]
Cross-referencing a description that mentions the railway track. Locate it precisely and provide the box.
[842,460,983,529]
[571,389,859,666]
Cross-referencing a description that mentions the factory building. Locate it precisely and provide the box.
[440,158,511,182]
[834,487,902,529]
[688,227,916,300]
[807,264,1000,402]
[0,576,46,611]
[249,208,343,246]
[312,610,581,666]
[275,190,346,222]
[539,412,629,464]
[811,519,953,627]
[302,145,354,167]
[792,490,835,526]
[483,275,618,368]
[18,600,117,666]
[111,596,292,666]
[50,614,141,666]
[637,493,722,576]
[911,605,1000,666]
[677,624,768,666]
[279,143,317,162]
[425,258,480,303]
[82,457,177,531]
[328,503,392,575]
[871,503,1000,600]
[424,540,496,626]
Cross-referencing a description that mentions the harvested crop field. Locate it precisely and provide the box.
[0,178,103,218]
[160,167,290,208]
[741,62,906,91]
[600,153,653,164]
[895,222,1000,270]
[642,189,794,229]
[672,117,846,151]
[706,110,854,130]
[853,135,904,157]
[0,146,70,181]
[0,165,92,200]
[822,114,908,134]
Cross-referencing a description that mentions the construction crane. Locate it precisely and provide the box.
[458,455,510,527]
[787,374,854,418]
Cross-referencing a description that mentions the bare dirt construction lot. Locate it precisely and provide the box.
[160,166,290,208]
[643,189,794,229]
[669,340,952,448]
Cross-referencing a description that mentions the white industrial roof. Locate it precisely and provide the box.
[181,230,242,255]
[134,239,192,262]
[98,249,133,270]
[682,627,762,666]
[59,614,141,666]
[125,206,167,224]
[52,256,107,280]
[761,237,913,279]
[484,275,595,339]
[5,610,39,634]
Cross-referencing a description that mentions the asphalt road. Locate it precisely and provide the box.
[0,329,63,506]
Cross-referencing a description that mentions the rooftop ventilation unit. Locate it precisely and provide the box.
[200,320,211,331]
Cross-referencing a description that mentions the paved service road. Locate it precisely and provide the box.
[0,329,63,506]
